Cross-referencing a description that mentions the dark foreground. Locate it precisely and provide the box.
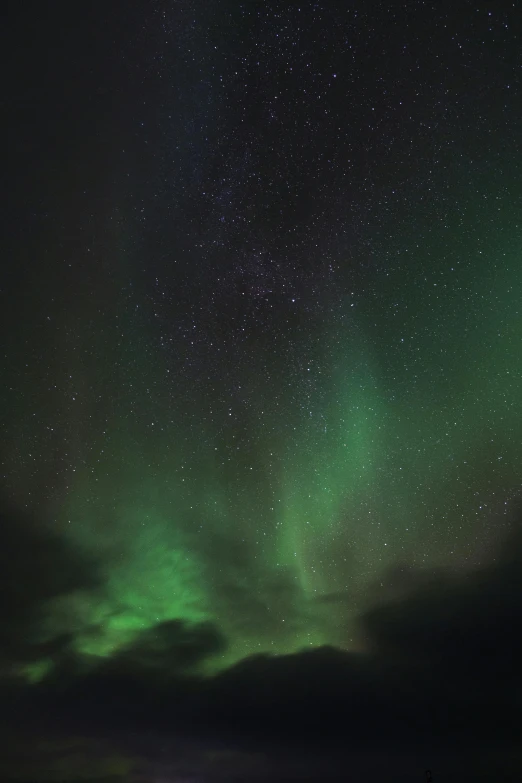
[1,729,522,783]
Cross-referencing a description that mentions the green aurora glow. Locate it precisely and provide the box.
[3,184,521,681]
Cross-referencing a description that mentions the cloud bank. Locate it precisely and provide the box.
[2,496,521,753]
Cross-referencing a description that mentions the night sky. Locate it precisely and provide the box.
[2,0,522,779]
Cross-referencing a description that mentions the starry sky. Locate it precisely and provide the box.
[1,0,522,726]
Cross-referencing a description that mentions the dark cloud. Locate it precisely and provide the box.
[65,519,521,750]
[2,500,522,765]
[0,499,99,676]
[198,523,522,747]
[109,618,226,675]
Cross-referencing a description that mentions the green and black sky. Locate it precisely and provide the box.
[2,1,521,698]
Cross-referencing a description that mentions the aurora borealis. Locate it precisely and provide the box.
[2,1,522,756]
[7,206,520,677]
